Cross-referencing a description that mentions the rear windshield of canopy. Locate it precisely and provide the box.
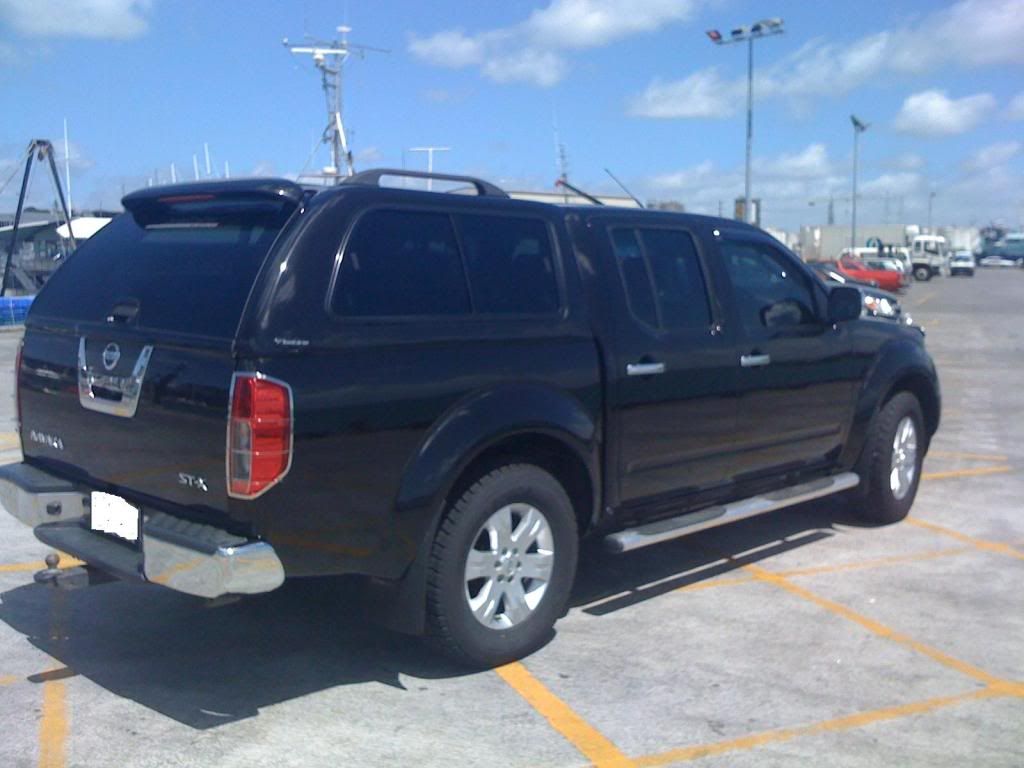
[29,197,295,338]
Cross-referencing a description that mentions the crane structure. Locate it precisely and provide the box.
[283,25,387,184]
[1,139,75,296]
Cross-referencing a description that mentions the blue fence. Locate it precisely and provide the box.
[0,296,34,326]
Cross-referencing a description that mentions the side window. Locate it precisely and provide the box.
[611,228,659,328]
[331,210,471,317]
[720,240,817,330]
[638,228,712,330]
[456,214,559,314]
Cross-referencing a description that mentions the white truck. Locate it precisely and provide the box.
[910,235,948,281]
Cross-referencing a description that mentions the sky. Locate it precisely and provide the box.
[1,0,1022,232]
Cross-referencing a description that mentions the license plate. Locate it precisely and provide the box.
[90,492,139,542]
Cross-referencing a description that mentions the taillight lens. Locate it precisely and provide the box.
[227,373,292,499]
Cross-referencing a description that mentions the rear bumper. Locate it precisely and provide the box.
[0,462,285,599]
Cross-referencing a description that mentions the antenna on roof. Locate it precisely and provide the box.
[283,25,388,185]
[605,168,644,208]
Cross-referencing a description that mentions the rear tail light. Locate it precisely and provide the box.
[227,373,293,499]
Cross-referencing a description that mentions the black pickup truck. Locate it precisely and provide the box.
[1,170,940,666]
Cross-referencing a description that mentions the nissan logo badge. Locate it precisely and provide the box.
[102,342,121,371]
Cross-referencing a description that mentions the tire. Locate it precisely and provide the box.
[913,265,931,281]
[425,464,578,667]
[852,392,925,524]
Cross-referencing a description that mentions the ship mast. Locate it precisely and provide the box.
[283,25,387,184]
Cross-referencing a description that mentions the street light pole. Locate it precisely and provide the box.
[850,115,869,249]
[408,146,451,191]
[707,18,784,226]
[927,190,936,230]
[744,34,754,225]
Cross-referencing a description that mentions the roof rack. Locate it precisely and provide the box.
[344,168,508,198]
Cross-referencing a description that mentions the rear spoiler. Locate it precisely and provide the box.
[122,179,306,222]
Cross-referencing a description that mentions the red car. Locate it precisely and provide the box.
[836,255,904,292]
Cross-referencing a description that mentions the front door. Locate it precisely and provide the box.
[715,232,857,481]
[598,220,740,507]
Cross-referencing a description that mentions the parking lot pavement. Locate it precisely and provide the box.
[1,269,1022,768]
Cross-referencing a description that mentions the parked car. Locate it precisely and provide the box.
[864,257,912,289]
[835,254,905,292]
[949,251,975,276]
[808,261,877,288]
[0,170,941,667]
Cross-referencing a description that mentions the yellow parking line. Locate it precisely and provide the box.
[634,689,997,766]
[495,662,634,768]
[777,547,972,578]
[906,518,1024,561]
[0,433,20,450]
[922,465,1012,481]
[0,557,86,574]
[38,678,68,768]
[913,291,936,308]
[744,563,1005,687]
[928,450,1009,462]
[37,589,69,768]
[0,674,18,686]
[674,547,973,595]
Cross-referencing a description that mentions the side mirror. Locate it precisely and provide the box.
[828,286,862,323]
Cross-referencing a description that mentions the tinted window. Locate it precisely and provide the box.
[30,208,291,337]
[720,240,817,330]
[611,228,659,327]
[638,229,712,330]
[457,214,559,314]
[332,210,470,317]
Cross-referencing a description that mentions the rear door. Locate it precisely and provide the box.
[596,217,740,507]
[19,184,300,526]
[714,232,857,481]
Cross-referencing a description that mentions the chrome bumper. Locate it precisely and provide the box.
[0,462,284,599]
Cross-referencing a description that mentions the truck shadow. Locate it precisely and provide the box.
[0,498,867,729]
[572,498,867,615]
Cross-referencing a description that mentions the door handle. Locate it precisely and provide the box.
[626,362,666,376]
[740,353,771,368]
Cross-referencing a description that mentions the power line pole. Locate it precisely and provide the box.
[284,25,387,184]
[706,18,784,224]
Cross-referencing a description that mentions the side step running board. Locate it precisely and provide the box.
[605,472,860,554]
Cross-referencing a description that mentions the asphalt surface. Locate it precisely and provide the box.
[0,269,1022,768]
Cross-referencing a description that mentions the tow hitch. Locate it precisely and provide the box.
[33,552,116,590]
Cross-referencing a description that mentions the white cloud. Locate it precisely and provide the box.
[889,153,926,171]
[1007,92,1024,120]
[632,0,1024,119]
[0,0,153,39]
[756,143,833,179]
[892,89,996,137]
[646,144,849,220]
[963,141,1021,172]
[629,69,742,118]
[408,29,487,68]
[410,0,702,87]
[859,172,922,197]
[482,49,567,88]
[526,0,698,49]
